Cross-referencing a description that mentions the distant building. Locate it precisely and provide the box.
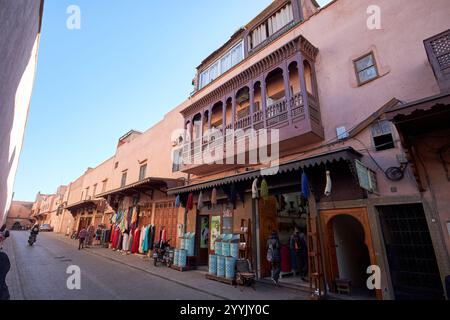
[5,201,34,230]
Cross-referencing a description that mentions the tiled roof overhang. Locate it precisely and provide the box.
[65,199,103,212]
[97,177,183,199]
[167,147,362,195]
[386,92,450,120]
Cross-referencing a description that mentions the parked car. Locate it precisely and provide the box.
[39,224,54,232]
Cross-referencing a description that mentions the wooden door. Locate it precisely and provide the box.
[258,196,278,278]
[154,201,177,246]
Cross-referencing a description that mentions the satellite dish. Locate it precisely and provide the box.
[385,167,404,181]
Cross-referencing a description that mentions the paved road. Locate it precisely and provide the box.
[5,231,218,300]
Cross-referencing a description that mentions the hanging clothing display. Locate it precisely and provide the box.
[142,226,150,253]
[175,195,181,208]
[211,188,217,205]
[122,232,129,251]
[131,228,141,254]
[131,207,138,225]
[324,170,332,196]
[148,225,156,250]
[301,172,310,199]
[251,178,259,199]
[260,179,269,201]
[197,191,205,210]
[187,193,194,210]
[139,226,146,253]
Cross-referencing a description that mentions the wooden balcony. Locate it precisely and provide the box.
[181,91,324,175]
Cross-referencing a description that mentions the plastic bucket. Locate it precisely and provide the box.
[225,257,237,279]
[180,238,186,250]
[217,255,225,277]
[222,241,230,257]
[230,242,239,258]
[179,249,187,267]
[208,254,217,275]
[215,241,222,255]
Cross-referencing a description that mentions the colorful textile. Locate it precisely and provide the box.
[324,170,332,196]
[197,191,204,210]
[131,228,141,254]
[186,193,194,210]
[260,179,269,201]
[175,195,181,208]
[142,226,150,252]
[301,172,310,199]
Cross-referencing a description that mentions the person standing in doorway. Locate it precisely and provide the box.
[298,229,308,281]
[267,230,281,285]
[289,228,301,275]
[78,227,87,250]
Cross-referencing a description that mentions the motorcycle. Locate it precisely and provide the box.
[152,239,173,267]
[28,233,37,246]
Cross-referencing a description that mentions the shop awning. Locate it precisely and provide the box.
[65,199,103,212]
[97,177,184,199]
[167,147,362,195]
[386,92,450,120]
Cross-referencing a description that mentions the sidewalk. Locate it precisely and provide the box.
[49,232,310,300]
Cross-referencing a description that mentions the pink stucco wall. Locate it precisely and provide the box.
[0,0,44,225]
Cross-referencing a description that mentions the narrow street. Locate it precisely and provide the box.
[3,231,308,300]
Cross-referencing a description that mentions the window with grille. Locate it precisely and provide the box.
[354,52,379,85]
[372,120,395,151]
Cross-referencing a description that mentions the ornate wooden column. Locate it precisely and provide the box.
[249,81,254,128]
[261,76,268,128]
[296,52,310,121]
[282,62,293,125]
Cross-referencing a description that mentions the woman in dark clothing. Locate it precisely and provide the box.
[0,228,11,300]
[267,231,281,285]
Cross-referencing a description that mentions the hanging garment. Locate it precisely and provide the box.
[187,193,194,210]
[260,179,269,201]
[127,233,134,251]
[251,178,259,199]
[197,191,204,210]
[175,195,181,208]
[127,208,133,229]
[211,188,217,205]
[180,193,188,208]
[324,170,332,196]
[149,225,156,250]
[131,228,141,254]
[131,207,138,225]
[301,172,310,199]
[139,226,146,253]
[161,228,167,242]
[147,225,153,249]
[122,232,129,251]
[142,226,150,252]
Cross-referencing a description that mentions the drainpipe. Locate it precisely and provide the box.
[252,198,261,279]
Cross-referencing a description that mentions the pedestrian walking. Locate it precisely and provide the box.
[267,230,281,285]
[78,227,87,250]
[0,225,11,300]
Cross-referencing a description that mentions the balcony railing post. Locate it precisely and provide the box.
[261,76,268,128]
[297,52,310,121]
[231,91,237,130]
[222,98,227,133]
[249,81,254,128]
[283,62,293,125]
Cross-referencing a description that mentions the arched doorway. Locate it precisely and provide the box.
[321,207,380,299]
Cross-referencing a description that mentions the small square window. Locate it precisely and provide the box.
[139,164,147,181]
[121,172,127,187]
[372,120,395,151]
[354,53,379,85]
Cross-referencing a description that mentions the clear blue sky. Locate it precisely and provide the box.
[14,0,331,201]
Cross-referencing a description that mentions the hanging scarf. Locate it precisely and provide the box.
[324,170,332,196]
[131,207,138,225]
[175,195,181,208]
[260,178,269,201]
[187,193,194,210]
[211,188,217,206]
[251,178,259,199]
[197,191,205,210]
[301,172,310,199]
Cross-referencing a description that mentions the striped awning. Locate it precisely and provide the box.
[167,147,362,195]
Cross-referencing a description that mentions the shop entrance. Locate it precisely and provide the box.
[154,201,177,246]
[77,217,92,234]
[259,193,309,284]
[321,207,379,299]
